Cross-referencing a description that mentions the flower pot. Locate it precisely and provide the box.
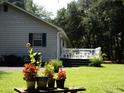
[36,76,48,90]
[56,79,65,88]
[26,80,35,90]
[48,78,55,88]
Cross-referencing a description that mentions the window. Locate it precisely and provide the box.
[33,33,42,46]
[29,33,46,47]
[3,5,8,12]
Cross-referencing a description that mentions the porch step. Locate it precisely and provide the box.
[60,58,91,67]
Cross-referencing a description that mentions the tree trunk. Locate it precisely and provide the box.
[118,32,124,63]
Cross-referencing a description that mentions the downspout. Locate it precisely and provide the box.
[57,32,61,59]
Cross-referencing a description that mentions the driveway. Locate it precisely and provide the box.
[0,67,24,72]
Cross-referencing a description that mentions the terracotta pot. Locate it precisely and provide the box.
[26,80,35,90]
[36,76,48,90]
[48,78,55,88]
[56,79,65,88]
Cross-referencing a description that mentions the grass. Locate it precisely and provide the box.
[0,64,124,93]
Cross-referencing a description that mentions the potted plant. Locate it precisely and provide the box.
[44,64,55,88]
[55,68,66,88]
[22,43,42,90]
[36,71,48,90]
[22,63,38,90]
[48,59,63,73]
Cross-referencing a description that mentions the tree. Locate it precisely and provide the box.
[54,0,124,62]
[0,0,52,21]
[91,0,124,63]
[29,4,53,21]
[8,0,25,8]
[54,1,85,48]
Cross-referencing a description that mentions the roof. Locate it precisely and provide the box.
[0,1,69,42]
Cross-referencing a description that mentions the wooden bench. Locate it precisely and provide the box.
[14,87,86,93]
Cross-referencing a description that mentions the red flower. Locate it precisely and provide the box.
[22,63,38,81]
[57,68,66,80]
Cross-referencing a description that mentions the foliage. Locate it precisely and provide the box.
[24,0,53,21]
[22,63,38,81]
[8,0,25,8]
[44,60,66,80]
[44,64,54,78]
[90,0,124,63]
[47,59,63,72]
[26,43,42,67]
[29,3,53,21]
[54,1,84,47]
[0,0,6,2]
[36,64,54,78]
[89,53,103,67]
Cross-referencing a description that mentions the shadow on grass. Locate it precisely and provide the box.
[80,65,105,68]
[65,65,105,68]
[105,88,124,93]
[105,90,114,93]
[117,88,124,92]
[0,71,10,78]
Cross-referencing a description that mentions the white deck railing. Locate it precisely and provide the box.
[60,47,101,59]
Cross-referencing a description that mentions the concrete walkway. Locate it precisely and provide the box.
[0,67,24,72]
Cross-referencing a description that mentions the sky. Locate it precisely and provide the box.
[33,0,76,17]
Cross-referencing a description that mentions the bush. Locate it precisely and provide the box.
[3,55,20,66]
[46,59,63,72]
[89,53,103,67]
[0,56,5,66]
[0,55,27,66]
[22,55,30,63]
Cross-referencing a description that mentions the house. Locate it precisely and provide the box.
[0,2,69,62]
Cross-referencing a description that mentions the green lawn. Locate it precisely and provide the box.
[0,64,124,93]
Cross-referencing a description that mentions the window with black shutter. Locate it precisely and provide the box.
[33,33,42,46]
[29,33,46,47]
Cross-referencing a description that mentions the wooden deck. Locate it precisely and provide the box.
[60,47,101,67]
[61,58,90,67]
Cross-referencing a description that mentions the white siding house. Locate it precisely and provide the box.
[0,2,69,62]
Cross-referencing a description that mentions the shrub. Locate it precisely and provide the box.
[4,55,20,66]
[0,55,27,66]
[89,53,103,67]
[0,56,5,66]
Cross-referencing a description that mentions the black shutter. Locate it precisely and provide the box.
[29,33,33,46]
[42,33,46,47]
[3,5,8,12]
